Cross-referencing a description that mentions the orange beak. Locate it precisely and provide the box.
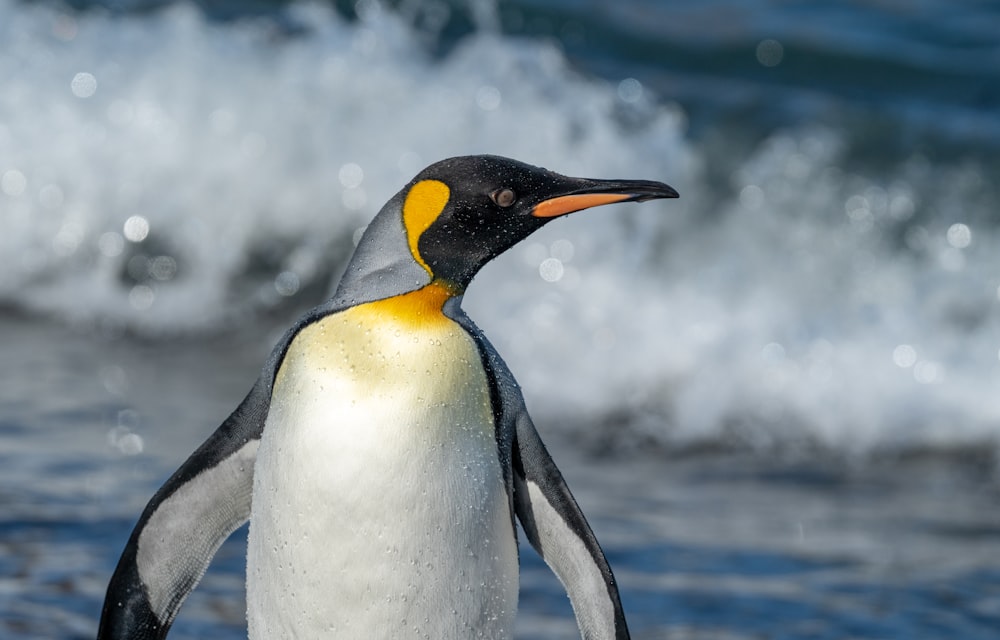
[530,179,678,218]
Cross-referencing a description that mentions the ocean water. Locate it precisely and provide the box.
[2,0,1000,637]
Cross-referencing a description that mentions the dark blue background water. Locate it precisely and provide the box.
[3,0,1000,638]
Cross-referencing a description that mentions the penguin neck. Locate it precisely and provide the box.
[360,279,464,327]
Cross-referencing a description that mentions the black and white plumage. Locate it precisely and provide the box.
[97,155,677,639]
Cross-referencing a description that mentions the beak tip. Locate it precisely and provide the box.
[633,183,679,201]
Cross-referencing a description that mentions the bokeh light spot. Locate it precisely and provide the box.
[275,271,301,296]
[108,425,144,455]
[71,72,97,98]
[123,215,150,242]
[740,184,764,210]
[913,360,942,384]
[475,85,501,111]
[128,285,155,310]
[539,257,564,282]
[339,162,364,188]
[550,239,574,263]
[946,223,971,249]
[1,169,27,196]
[617,78,643,103]
[892,344,917,368]
[756,39,784,67]
[150,256,178,281]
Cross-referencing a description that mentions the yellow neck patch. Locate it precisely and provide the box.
[358,281,459,328]
[274,281,461,393]
[402,179,451,276]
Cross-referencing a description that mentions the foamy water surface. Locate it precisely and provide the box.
[4,0,999,456]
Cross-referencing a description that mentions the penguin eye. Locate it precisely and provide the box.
[491,188,516,208]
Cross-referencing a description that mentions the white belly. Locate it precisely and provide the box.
[246,306,518,639]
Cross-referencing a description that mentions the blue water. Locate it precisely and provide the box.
[3,0,1000,637]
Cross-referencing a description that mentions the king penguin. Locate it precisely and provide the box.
[98,155,678,640]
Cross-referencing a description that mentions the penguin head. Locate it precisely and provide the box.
[335,155,677,305]
[397,155,678,290]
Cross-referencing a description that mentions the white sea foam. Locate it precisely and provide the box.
[475,132,1000,457]
[2,1,999,456]
[0,1,688,329]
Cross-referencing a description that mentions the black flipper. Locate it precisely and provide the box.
[445,300,629,640]
[512,410,630,640]
[95,309,324,640]
[97,377,268,639]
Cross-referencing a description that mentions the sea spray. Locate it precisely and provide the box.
[3,0,1000,459]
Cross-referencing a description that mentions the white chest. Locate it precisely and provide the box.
[246,307,518,639]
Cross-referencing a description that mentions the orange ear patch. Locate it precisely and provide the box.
[402,180,451,275]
